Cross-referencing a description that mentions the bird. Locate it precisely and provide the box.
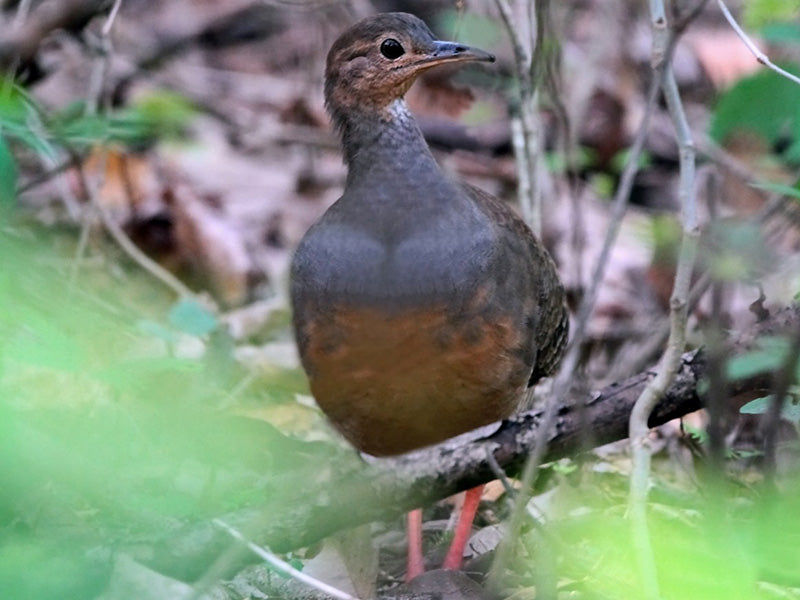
[290,12,568,579]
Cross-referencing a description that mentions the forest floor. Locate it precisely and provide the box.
[2,1,800,599]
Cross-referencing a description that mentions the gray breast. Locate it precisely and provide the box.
[290,195,496,310]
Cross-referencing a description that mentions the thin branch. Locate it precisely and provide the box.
[493,0,544,235]
[213,519,358,600]
[72,162,196,298]
[717,0,800,86]
[72,0,122,286]
[21,139,194,298]
[17,155,82,193]
[101,0,123,37]
[11,0,32,28]
[494,0,531,82]
[628,1,703,597]
[85,0,123,115]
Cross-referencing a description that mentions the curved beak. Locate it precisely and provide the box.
[416,40,496,68]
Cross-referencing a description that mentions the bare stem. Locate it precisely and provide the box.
[213,519,357,600]
[628,2,701,597]
[71,159,196,298]
[718,0,800,86]
[85,0,124,115]
[493,0,544,235]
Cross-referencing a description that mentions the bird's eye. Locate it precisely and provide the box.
[380,38,405,60]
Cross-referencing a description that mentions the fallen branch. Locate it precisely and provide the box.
[138,305,796,582]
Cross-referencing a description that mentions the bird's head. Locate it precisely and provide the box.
[324,12,495,121]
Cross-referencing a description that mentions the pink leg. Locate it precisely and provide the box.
[406,508,425,581]
[441,485,483,570]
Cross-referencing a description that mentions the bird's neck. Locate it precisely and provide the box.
[332,99,442,187]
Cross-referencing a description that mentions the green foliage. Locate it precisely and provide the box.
[741,395,800,425]
[168,298,219,337]
[435,10,503,50]
[589,171,616,199]
[0,80,56,159]
[0,229,319,596]
[709,65,800,164]
[610,147,652,173]
[0,79,197,155]
[744,0,800,30]
[751,181,800,200]
[123,91,198,142]
[0,133,17,207]
[729,335,800,425]
[701,220,774,283]
[517,464,800,599]
[47,92,196,148]
[761,21,800,45]
[727,336,795,380]
[650,214,682,264]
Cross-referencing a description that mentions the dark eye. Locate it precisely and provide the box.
[380,38,405,60]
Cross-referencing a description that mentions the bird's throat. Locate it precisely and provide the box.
[336,99,434,171]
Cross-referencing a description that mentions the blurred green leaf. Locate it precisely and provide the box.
[0,79,56,158]
[783,137,800,164]
[702,220,774,282]
[590,172,615,199]
[0,134,17,206]
[709,65,800,163]
[51,91,197,147]
[761,21,800,45]
[0,228,324,593]
[744,0,800,30]
[751,181,800,200]
[525,472,762,600]
[126,91,197,140]
[436,10,503,49]
[650,215,682,266]
[741,395,771,415]
[740,394,800,424]
[519,462,800,600]
[0,534,111,599]
[726,336,792,380]
[137,318,178,343]
[0,80,197,154]
[7,318,86,372]
[168,298,218,337]
[682,422,709,445]
[611,147,652,173]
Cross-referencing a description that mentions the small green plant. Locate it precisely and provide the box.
[0,77,197,212]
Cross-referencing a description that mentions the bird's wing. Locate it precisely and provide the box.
[462,182,569,383]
